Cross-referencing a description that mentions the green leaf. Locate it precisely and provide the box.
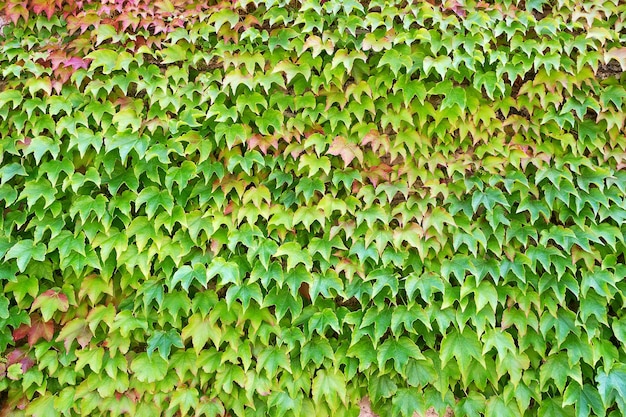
[563,383,605,417]
[485,397,521,417]
[601,85,626,108]
[0,163,27,185]
[597,364,626,414]
[107,131,148,161]
[308,308,340,336]
[86,49,119,74]
[377,336,425,373]
[378,48,412,77]
[312,369,346,408]
[440,328,485,383]
[274,242,313,271]
[170,264,206,291]
[225,283,263,311]
[112,107,142,132]
[540,352,582,393]
[5,240,46,272]
[147,329,184,359]
[392,388,427,417]
[26,394,60,417]
[301,338,334,367]
[161,44,188,63]
[75,347,105,373]
[423,55,453,79]
[538,398,573,417]
[181,313,221,353]
[130,353,169,383]
[48,231,86,264]
[20,178,56,209]
[256,346,291,378]
[165,161,197,192]
[136,186,174,219]
[206,257,241,286]
[442,87,467,111]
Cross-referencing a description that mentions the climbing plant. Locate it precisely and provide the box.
[1,0,626,416]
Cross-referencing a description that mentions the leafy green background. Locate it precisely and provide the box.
[1,0,626,416]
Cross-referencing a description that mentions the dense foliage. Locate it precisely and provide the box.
[1,0,626,415]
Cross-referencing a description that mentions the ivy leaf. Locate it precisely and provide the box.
[440,328,485,382]
[256,109,284,135]
[368,374,398,402]
[161,44,188,64]
[301,338,334,367]
[48,231,86,264]
[112,107,141,132]
[441,87,467,111]
[274,242,313,271]
[107,131,149,162]
[86,49,118,74]
[31,289,69,322]
[455,393,486,417]
[170,387,199,416]
[308,308,341,336]
[601,85,626,108]
[181,314,221,353]
[225,283,263,311]
[485,397,520,417]
[130,353,169,383]
[5,240,46,272]
[256,346,291,378]
[92,229,128,262]
[56,318,92,351]
[377,337,425,373]
[423,55,453,79]
[20,179,56,209]
[327,136,364,166]
[563,383,605,417]
[311,369,347,408]
[347,339,377,372]
[75,347,105,373]
[206,257,241,286]
[215,364,246,394]
[392,388,427,417]
[540,352,582,393]
[13,316,54,346]
[538,398,573,417]
[605,47,626,71]
[136,186,174,219]
[423,207,456,235]
[597,364,626,414]
[147,329,184,359]
[0,163,27,185]
[170,264,206,291]
[247,239,278,270]
[378,49,412,77]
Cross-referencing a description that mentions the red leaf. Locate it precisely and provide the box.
[364,164,392,187]
[6,3,29,25]
[30,0,57,19]
[32,289,69,312]
[6,348,35,373]
[327,136,363,166]
[361,130,390,154]
[65,56,89,70]
[13,315,55,346]
[448,0,466,17]
[17,137,32,148]
[247,134,278,155]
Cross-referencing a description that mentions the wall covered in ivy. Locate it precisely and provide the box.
[1,0,626,416]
